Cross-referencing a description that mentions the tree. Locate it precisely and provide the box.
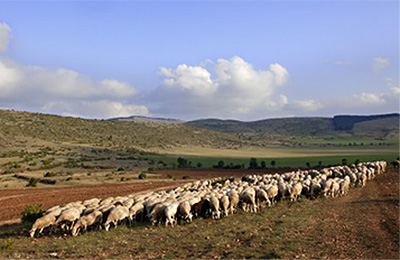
[306,162,311,168]
[260,161,266,169]
[196,162,203,168]
[318,161,322,167]
[342,158,348,165]
[249,158,258,169]
[177,157,188,168]
[354,159,360,165]
[217,160,225,168]
[271,160,276,168]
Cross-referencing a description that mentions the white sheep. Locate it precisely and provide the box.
[71,211,103,236]
[30,214,56,238]
[104,206,130,231]
[209,196,221,219]
[289,183,302,201]
[165,203,179,226]
[55,208,81,231]
[178,201,193,223]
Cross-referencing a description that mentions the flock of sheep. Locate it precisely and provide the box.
[30,160,388,238]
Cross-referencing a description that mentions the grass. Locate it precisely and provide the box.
[0,199,327,259]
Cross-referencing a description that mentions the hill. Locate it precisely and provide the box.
[109,115,184,124]
[187,114,400,143]
[0,109,240,150]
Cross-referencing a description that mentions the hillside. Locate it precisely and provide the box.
[109,115,184,124]
[0,110,240,150]
[187,114,400,143]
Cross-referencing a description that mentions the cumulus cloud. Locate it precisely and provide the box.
[355,92,385,105]
[152,56,289,119]
[372,57,389,73]
[0,58,148,118]
[0,22,11,52]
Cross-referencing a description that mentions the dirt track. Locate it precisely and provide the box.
[307,168,399,259]
[0,181,177,225]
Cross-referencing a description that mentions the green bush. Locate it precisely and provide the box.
[182,175,191,180]
[138,173,147,179]
[44,172,56,177]
[167,174,173,179]
[26,178,39,187]
[21,203,44,225]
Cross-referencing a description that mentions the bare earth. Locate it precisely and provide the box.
[0,181,178,225]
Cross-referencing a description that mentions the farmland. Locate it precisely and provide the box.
[0,169,398,259]
[0,109,398,259]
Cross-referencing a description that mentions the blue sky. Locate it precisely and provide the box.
[0,1,398,120]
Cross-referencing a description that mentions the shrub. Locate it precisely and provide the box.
[138,173,147,179]
[26,178,39,187]
[21,203,44,225]
[117,167,125,171]
[167,174,173,179]
[182,175,191,180]
[44,172,56,177]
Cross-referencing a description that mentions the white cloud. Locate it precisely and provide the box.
[159,64,215,96]
[0,58,148,118]
[372,57,389,73]
[0,22,11,52]
[152,56,289,119]
[291,99,323,111]
[41,100,149,118]
[390,87,400,95]
[356,92,385,105]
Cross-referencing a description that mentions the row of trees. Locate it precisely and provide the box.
[177,157,359,169]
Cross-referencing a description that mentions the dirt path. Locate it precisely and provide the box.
[0,181,178,226]
[308,169,399,259]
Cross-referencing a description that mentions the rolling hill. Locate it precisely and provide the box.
[0,109,240,150]
[187,113,400,145]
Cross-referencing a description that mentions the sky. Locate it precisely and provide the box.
[0,0,399,120]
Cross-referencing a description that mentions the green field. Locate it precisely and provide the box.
[149,152,399,169]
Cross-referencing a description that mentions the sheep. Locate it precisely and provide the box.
[264,185,279,205]
[71,211,103,236]
[219,195,230,217]
[178,201,193,223]
[209,196,221,219]
[227,190,239,214]
[240,187,257,213]
[129,202,144,223]
[55,208,81,231]
[165,203,179,226]
[330,181,340,198]
[322,179,333,197]
[104,206,130,231]
[360,173,367,187]
[28,160,385,238]
[30,214,56,238]
[148,203,167,225]
[256,188,270,208]
[340,176,350,196]
[288,183,302,202]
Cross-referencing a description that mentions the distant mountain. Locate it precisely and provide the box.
[109,115,184,124]
[187,113,400,140]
